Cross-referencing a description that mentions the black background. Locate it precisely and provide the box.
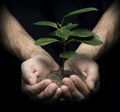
[0,0,119,111]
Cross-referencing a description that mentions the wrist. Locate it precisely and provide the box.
[30,45,49,58]
[76,43,104,60]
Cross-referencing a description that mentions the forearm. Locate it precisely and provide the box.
[76,0,120,60]
[0,5,51,61]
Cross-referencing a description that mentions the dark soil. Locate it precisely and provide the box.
[38,70,86,86]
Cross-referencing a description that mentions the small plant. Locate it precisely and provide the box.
[34,7,102,84]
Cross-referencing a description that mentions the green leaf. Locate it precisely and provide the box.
[34,21,58,28]
[63,23,78,30]
[51,29,72,41]
[57,22,62,28]
[64,7,98,18]
[71,29,93,37]
[60,51,76,59]
[61,7,98,25]
[35,38,59,46]
[73,33,103,46]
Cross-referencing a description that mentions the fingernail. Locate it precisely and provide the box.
[70,75,78,85]
[72,78,78,85]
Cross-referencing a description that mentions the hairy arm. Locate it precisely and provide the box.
[62,0,120,102]
[0,4,55,62]
[0,4,61,102]
[76,0,120,60]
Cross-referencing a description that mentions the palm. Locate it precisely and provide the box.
[61,54,99,102]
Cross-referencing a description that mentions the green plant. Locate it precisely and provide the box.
[34,7,102,74]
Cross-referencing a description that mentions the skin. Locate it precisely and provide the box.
[0,4,61,102]
[0,0,120,103]
[21,55,62,102]
[61,54,99,102]
[62,0,120,102]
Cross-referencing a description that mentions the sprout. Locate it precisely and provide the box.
[34,7,102,74]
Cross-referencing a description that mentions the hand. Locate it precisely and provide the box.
[21,55,62,103]
[61,54,99,102]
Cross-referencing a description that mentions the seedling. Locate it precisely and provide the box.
[34,7,102,76]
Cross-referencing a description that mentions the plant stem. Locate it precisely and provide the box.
[61,43,66,75]
[65,39,75,45]
[61,16,65,26]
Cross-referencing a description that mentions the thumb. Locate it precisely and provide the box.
[21,64,37,85]
[27,74,37,85]
[86,70,99,91]
[22,72,37,85]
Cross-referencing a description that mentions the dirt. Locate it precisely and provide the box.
[37,70,86,86]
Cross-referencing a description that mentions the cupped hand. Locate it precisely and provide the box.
[21,55,62,103]
[61,54,99,102]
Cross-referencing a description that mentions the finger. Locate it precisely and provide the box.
[31,63,52,79]
[68,54,90,74]
[24,73,37,85]
[70,75,90,96]
[61,85,73,102]
[25,79,53,95]
[86,69,99,91]
[51,88,62,101]
[33,66,51,77]
[62,77,85,102]
[36,83,58,101]
[46,88,62,103]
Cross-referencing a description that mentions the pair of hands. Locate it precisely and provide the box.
[21,54,99,103]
